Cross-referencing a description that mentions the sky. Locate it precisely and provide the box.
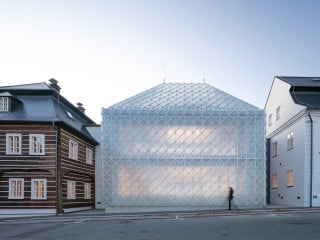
[1,0,320,123]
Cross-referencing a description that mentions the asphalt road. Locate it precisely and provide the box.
[1,212,320,240]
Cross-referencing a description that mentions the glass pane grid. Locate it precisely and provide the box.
[101,83,265,208]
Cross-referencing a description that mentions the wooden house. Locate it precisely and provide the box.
[0,79,99,214]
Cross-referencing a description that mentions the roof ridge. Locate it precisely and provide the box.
[0,82,47,89]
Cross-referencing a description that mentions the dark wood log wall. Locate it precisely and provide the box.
[59,128,95,210]
[0,123,57,210]
[0,123,96,212]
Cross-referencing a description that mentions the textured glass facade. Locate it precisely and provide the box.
[102,83,266,207]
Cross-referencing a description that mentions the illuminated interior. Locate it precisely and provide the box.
[101,83,265,207]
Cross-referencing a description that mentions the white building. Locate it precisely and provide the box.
[101,83,266,209]
[266,76,320,207]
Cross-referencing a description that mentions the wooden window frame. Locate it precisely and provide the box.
[29,134,45,155]
[0,97,9,112]
[276,106,281,120]
[8,178,24,199]
[6,133,22,155]
[84,183,91,199]
[268,114,272,127]
[272,173,278,189]
[67,180,76,199]
[287,170,294,187]
[287,132,293,150]
[272,141,278,157]
[31,179,47,200]
[69,139,78,160]
[86,147,93,165]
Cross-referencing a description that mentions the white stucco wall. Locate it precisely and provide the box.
[270,117,306,206]
[265,77,305,137]
[308,112,320,206]
[267,78,320,207]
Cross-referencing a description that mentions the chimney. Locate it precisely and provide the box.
[77,102,85,113]
[49,78,61,93]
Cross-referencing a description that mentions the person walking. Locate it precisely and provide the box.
[228,187,234,210]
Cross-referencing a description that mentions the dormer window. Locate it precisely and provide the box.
[0,92,21,112]
[0,97,9,111]
[66,111,74,120]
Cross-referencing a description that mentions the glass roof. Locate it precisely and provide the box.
[108,83,260,112]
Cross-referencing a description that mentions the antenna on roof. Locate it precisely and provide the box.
[202,66,206,83]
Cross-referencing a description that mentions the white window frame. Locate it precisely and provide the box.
[8,178,24,199]
[287,170,294,187]
[67,180,76,199]
[69,140,78,160]
[287,132,293,150]
[276,106,281,120]
[0,97,9,111]
[31,179,47,200]
[86,147,93,165]
[268,114,272,127]
[29,134,45,155]
[272,174,278,189]
[84,183,91,199]
[6,133,22,155]
[272,141,278,157]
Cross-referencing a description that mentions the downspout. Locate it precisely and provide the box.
[308,111,313,207]
[52,122,60,215]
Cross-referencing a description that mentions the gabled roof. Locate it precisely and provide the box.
[0,82,51,90]
[0,81,98,144]
[276,76,320,108]
[0,91,22,102]
[107,83,260,114]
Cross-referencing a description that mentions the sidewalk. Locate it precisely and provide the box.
[1,205,320,222]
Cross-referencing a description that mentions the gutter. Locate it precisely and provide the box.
[52,121,61,215]
[308,111,313,207]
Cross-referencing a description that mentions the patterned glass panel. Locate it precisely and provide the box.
[101,83,266,208]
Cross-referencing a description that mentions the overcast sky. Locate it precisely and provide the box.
[1,0,320,123]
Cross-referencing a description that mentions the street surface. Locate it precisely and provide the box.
[1,211,320,240]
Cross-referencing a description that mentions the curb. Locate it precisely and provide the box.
[1,208,320,223]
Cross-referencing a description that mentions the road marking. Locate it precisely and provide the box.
[64,218,89,224]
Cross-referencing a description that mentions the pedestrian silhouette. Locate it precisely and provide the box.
[228,187,234,210]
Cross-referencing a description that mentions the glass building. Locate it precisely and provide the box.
[101,83,265,208]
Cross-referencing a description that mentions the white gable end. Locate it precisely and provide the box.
[266,77,305,137]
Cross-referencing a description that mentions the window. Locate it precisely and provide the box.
[272,174,278,189]
[29,134,45,155]
[86,148,93,165]
[8,178,24,199]
[0,97,9,111]
[66,111,74,120]
[84,183,91,199]
[287,170,294,187]
[6,133,22,155]
[287,132,293,150]
[69,140,78,160]
[268,114,272,127]
[31,179,47,200]
[67,181,76,199]
[276,106,281,120]
[272,141,278,157]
